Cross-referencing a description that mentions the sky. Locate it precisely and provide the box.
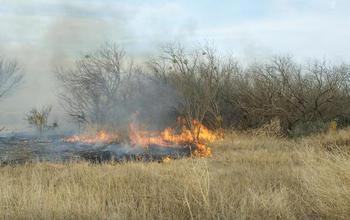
[0,0,350,130]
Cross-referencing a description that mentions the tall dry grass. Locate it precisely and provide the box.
[1,130,350,219]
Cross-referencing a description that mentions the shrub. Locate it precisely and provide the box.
[25,105,57,134]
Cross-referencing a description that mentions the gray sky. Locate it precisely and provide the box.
[1,0,350,130]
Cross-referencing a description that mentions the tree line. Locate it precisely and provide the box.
[2,43,350,136]
[55,43,350,136]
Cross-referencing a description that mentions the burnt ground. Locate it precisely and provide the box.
[0,135,193,165]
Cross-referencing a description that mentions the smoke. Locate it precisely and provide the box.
[0,1,130,131]
[0,1,195,132]
[3,0,349,132]
[116,76,180,131]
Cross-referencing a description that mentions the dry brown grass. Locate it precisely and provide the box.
[1,130,350,219]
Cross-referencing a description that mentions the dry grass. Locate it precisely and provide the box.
[1,130,350,219]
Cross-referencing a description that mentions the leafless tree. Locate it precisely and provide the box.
[0,57,23,132]
[0,57,23,100]
[231,56,350,134]
[56,43,141,128]
[149,43,229,141]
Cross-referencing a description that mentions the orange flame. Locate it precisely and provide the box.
[65,117,221,157]
[64,130,118,144]
[161,156,171,163]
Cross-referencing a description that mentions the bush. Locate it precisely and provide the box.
[25,105,57,134]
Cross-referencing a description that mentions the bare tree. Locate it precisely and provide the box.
[233,56,305,130]
[56,43,141,128]
[231,56,350,134]
[0,57,23,100]
[149,43,228,141]
[0,57,23,132]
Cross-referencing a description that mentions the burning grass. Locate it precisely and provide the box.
[64,117,220,158]
[1,130,350,219]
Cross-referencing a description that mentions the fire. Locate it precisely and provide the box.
[127,118,220,156]
[161,156,171,163]
[64,130,118,144]
[65,117,221,157]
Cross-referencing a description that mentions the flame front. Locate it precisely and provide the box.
[65,130,118,144]
[128,119,218,156]
[65,118,220,157]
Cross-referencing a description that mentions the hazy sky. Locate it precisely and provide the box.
[1,0,350,130]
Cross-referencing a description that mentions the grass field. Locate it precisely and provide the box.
[1,130,350,219]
